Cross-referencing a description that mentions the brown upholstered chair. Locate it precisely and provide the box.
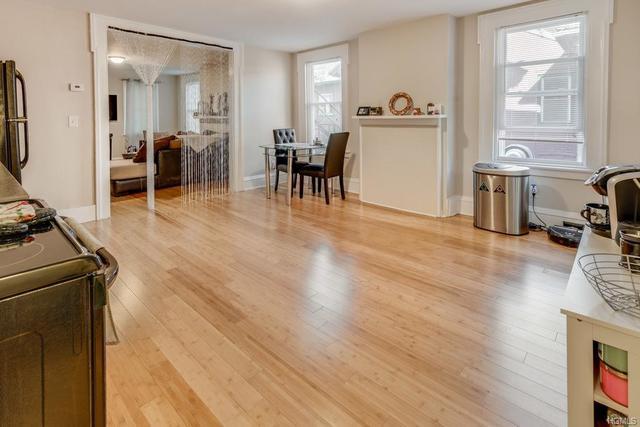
[273,128,308,194]
[298,132,349,204]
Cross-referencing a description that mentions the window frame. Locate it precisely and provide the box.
[304,57,344,143]
[478,0,613,178]
[296,44,349,144]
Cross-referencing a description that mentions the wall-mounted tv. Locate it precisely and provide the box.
[109,95,117,121]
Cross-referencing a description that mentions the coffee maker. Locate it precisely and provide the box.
[585,165,640,242]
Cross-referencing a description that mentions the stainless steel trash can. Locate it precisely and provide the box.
[473,162,530,235]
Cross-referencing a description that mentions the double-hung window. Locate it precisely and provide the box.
[496,15,586,166]
[305,59,343,144]
[479,0,612,173]
[296,44,348,145]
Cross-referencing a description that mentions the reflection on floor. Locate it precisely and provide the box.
[86,187,575,426]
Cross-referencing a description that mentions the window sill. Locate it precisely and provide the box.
[494,161,592,181]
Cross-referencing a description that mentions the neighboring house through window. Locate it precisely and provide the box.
[297,44,348,144]
[496,15,585,166]
[479,0,612,174]
[305,59,343,143]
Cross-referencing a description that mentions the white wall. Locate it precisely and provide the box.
[108,64,180,158]
[241,45,293,181]
[455,0,640,220]
[358,15,453,112]
[0,0,94,211]
[157,75,179,134]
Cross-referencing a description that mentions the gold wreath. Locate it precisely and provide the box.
[388,92,414,116]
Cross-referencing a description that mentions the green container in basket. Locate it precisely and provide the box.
[598,343,628,374]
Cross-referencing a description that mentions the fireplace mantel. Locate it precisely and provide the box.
[352,114,446,122]
[356,115,448,217]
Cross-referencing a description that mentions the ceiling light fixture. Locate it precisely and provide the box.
[108,56,126,64]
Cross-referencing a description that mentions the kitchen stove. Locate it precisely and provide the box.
[0,198,115,426]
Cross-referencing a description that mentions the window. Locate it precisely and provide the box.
[185,81,200,133]
[305,59,343,143]
[479,0,612,174]
[496,15,586,167]
[296,44,348,145]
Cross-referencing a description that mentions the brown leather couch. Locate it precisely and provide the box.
[110,148,181,196]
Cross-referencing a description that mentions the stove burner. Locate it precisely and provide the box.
[0,223,29,244]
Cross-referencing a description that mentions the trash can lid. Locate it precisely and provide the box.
[473,162,530,177]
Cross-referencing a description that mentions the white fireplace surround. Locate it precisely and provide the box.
[355,115,448,217]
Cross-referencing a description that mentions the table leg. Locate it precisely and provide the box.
[264,148,271,199]
[286,151,293,206]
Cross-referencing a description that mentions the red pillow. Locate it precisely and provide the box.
[133,136,174,163]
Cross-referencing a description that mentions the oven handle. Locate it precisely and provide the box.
[63,217,119,288]
[15,69,29,168]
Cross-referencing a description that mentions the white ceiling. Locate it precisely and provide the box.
[40,0,530,52]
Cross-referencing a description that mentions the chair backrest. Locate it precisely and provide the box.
[323,132,350,178]
[273,128,296,145]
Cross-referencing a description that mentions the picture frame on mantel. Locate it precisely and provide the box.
[357,106,371,116]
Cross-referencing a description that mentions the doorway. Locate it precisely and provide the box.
[91,15,243,219]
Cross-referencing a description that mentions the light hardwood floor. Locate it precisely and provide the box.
[87,188,576,426]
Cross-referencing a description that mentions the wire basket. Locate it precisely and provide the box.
[578,253,640,318]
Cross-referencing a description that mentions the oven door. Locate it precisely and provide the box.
[0,274,97,426]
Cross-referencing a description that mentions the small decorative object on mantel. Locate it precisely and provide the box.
[426,103,444,115]
[412,107,424,115]
[357,106,371,116]
[369,107,383,116]
[389,92,414,116]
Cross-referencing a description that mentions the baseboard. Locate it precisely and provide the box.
[345,177,360,194]
[448,196,473,217]
[360,199,438,217]
[447,195,581,225]
[242,173,274,191]
[529,205,582,226]
[243,174,361,194]
[58,205,96,223]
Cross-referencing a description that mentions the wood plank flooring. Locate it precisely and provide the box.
[87,187,576,426]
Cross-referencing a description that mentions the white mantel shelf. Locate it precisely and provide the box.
[352,115,447,120]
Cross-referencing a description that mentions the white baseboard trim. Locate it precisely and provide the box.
[361,199,438,217]
[345,177,360,194]
[243,173,274,191]
[447,195,581,225]
[243,174,361,194]
[448,196,473,217]
[530,205,582,226]
[58,205,96,223]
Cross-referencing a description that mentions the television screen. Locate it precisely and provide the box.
[109,95,117,121]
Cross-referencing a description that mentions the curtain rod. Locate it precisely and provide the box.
[108,26,233,51]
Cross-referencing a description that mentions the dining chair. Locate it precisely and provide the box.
[272,128,308,194]
[298,132,350,204]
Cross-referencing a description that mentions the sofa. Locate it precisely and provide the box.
[110,144,182,196]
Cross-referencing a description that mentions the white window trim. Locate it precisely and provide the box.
[478,0,613,179]
[296,44,349,142]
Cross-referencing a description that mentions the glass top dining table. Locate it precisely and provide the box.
[259,143,328,206]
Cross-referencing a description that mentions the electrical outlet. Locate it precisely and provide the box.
[68,115,79,128]
[531,184,538,195]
